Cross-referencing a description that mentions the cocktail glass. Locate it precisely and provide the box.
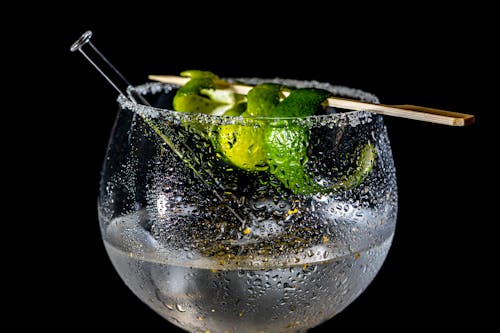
[98,78,398,333]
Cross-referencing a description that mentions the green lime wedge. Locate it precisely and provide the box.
[265,88,332,193]
[246,83,283,117]
[215,122,269,172]
[213,83,283,172]
[330,143,376,191]
[179,70,220,80]
[265,123,314,193]
[274,88,332,117]
[173,70,242,116]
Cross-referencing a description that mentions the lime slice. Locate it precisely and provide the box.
[173,70,242,115]
[221,102,247,116]
[246,83,283,117]
[265,88,332,193]
[265,123,314,193]
[331,143,376,191]
[274,88,332,117]
[173,71,247,140]
[179,70,219,80]
[213,83,283,172]
[215,120,268,172]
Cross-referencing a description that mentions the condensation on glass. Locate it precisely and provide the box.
[98,79,398,333]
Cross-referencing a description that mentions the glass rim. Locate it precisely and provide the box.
[118,80,380,122]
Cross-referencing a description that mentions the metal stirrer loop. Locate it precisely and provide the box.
[70,30,150,105]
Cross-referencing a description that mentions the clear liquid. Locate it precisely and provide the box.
[103,212,393,333]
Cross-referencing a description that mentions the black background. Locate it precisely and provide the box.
[20,4,496,331]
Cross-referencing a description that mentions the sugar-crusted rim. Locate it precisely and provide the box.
[118,79,380,125]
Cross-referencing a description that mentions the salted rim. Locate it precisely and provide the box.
[118,79,380,123]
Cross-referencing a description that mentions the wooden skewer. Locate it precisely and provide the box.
[148,75,474,126]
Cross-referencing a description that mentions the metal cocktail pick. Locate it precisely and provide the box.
[70,30,246,223]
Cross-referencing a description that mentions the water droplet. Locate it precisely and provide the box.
[176,303,186,312]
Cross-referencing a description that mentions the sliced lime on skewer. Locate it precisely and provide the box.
[173,70,244,116]
[172,72,377,194]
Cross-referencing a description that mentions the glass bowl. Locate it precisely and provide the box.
[98,78,398,333]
